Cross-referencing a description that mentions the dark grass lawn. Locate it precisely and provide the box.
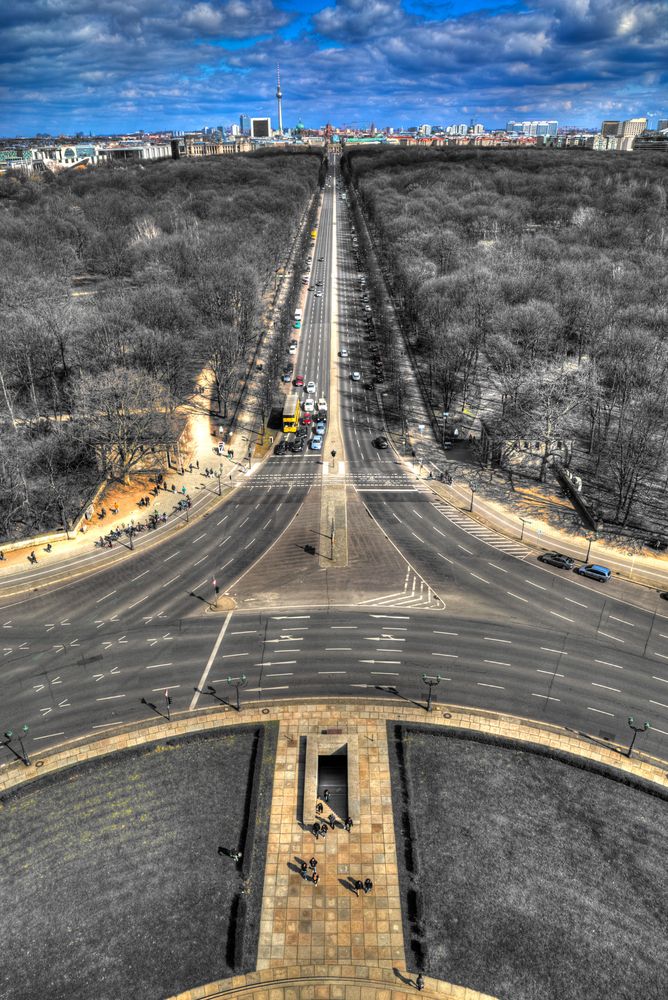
[390,726,668,1000]
[0,725,276,1000]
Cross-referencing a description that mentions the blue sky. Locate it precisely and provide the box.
[1,0,667,136]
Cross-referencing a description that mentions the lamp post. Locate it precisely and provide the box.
[585,533,595,562]
[227,674,248,712]
[519,517,530,542]
[217,465,223,496]
[3,724,30,766]
[469,485,476,512]
[421,674,443,713]
[626,717,650,757]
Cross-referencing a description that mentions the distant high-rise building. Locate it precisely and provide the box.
[507,119,557,136]
[601,120,621,137]
[239,114,251,135]
[658,119,668,131]
[620,117,647,137]
[472,123,484,135]
[276,65,283,134]
[418,123,432,136]
[251,117,272,139]
[230,124,240,136]
[456,124,467,135]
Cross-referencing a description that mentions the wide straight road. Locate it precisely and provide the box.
[1,158,667,768]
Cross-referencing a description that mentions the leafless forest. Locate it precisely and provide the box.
[0,151,321,541]
[344,148,668,538]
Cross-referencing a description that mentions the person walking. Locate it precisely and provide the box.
[344,816,353,833]
[300,861,309,879]
[328,813,337,829]
[354,879,363,897]
[313,821,321,840]
[309,857,317,872]
[316,802,324,815]
[416,973,425,991]
[323,788,330,803]
[363,878,373,894]
[319,823,327,841]
[312,871,319,886]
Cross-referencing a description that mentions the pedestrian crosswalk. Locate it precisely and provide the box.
[431,502,530,558]
[357,566,444,609]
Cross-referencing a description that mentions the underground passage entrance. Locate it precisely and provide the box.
[303,733,360,826]
[317,749,348,819]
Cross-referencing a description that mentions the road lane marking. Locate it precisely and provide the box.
[649,700,668,709]
[531,693,560,701]
[127,596,148,609]
[592,682,621,692]
[96,694,126,701]
[478,683,505,689]
[470,573,489,583]
[550,611,575,622]
[458,544,473,554]
[163,550,180,562]
[484,660,511,666]
[610,615,634,626]
[652,675,668,683]
[484,637,511,643]
[526,580,546,590]
[564,597,587,607]
[192,533,207,543]
[32,732,65,741]
[243,537,256,550]
[96,590,116,604]
[146,662,174,669]
[488,562,508,573]
[507,592,528,602]
[540,647,567,654]
[189,610,234,711]
[318,670,347,674]
[587,707,614,716]
[432,652,458,658]
[536,669,565,677]
[152,685,180,692]
[253,660,297,666]
[131,570,149,582]
[230,629,257,635]
[598,631,624,643]
[162,575,180,588]
[594,659,624,669]
[246,685,289,692]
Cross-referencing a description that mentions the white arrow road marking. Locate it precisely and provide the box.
[45,624,55,632]
[110,665,120,674]
[58,699,70,708]
[33,684,46,693]
[51,676,62,684]
[40,707,53,716]
[2,621,13,628]
[93,674,104,682]
[102,642,113,650]
[118,636,128,643]
[3,648,12,656]
[60,619,71,626]
[94,620,105,629]
[19,642,29,650]
[69,640,80,647]
[147,638,158,647]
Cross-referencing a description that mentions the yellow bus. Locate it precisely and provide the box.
[283,393,300,434]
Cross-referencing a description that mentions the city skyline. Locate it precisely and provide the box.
[1,0,667,137]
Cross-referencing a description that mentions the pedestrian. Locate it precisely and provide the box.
[300,861,308,879]
[344,816,353,832]
[45,543,52,553]
[323,788,330,803]
[354,879,363,897]
[316,802,323,815]
[328,813,336,829]
[196,459,200,469]
[231,850,242,863]
[363,878,373,894]
[319,823,327,841]
[29,551,37,564]
[189,463,193,473]
[312,871,319,886]
[171,483,176,492]
[309,857,317,872]
[313,821,321,839]
[416,973,425,991]
[0,551,4,560]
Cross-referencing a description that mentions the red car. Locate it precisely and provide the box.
[301,414,312,426]
[294,374,305,387]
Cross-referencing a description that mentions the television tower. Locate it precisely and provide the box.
[276,64,283,134]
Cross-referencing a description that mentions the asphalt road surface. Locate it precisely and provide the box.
[1,161,667,767]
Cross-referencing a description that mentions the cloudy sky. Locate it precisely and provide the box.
[1,0,667,136]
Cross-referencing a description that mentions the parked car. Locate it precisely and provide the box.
[575,564,611,582]
[373,436,389,449]
[281,372,292,382]
[538,552,575,570]
[289,344,297,355]
[351,371,361,381]
[339,349,349,358]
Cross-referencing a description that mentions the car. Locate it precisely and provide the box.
[310,435,323,451]
[281,372,292,382]
[303,398,315,413]
[316,280,323,286]
[308,285,314,291]
[538,552,575,570]
[301,414,312,426]
[289,344,297,355]
[373,436,389,449]
[274,441,288,455]
[575,564,611,582]
[289,437,305,453]
[318,256,325,262]
[364,382,374,391]
[351,371,361,381]
[315,411,327,423]
[315,291,323,298]
[284,362,294,372]
[315,421,326,435]
[364,305,371,312]
[339,348,349,357]
[294,374,305,387]
[290,339,298,346]
[306,380,316,393]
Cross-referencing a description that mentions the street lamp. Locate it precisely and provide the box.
[421,674,443,713]
[226,674,248,712]
[585,533,596,562]
[3,724,30,766]
[469,485,476,512]
[626,717,650,757]
[519,517,530,542]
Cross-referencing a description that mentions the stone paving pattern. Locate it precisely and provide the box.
[2,699,666,1000]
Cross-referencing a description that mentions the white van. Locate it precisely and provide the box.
[317,398,327,413]
[294,308,302,321]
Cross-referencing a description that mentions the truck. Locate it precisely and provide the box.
[283,393,301,434]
